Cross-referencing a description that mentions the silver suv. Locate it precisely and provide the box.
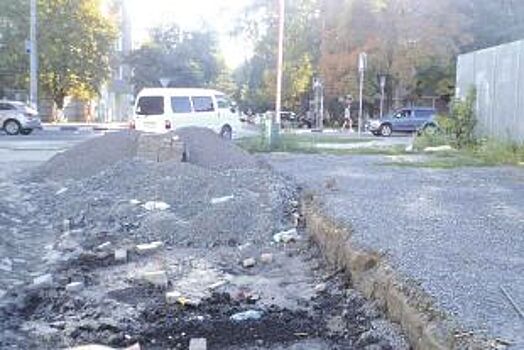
[0,101,42,135]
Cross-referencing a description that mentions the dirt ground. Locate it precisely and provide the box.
[0,129,408,350]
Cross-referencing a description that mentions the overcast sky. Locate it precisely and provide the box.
[127,0,254,68]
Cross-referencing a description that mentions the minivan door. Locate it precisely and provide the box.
[191,96,219,132]
[170,96,193,129]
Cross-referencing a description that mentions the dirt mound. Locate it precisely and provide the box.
[176,127,258,170]
[33,131,140,181]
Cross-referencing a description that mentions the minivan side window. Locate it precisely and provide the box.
[215,95,231,109]
[171,96,192,113]
[136,96,164,115]
[192,96,215,112]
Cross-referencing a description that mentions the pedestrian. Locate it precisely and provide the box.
[342,106,353,132]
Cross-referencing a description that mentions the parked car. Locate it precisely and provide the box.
[132,88,241,139]
[368,107,437,137]
[0,100,42,136]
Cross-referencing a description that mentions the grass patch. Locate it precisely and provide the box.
[236,134,406,156]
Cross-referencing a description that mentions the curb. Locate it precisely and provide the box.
[302,195,494,350]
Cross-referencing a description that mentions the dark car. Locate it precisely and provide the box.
[369,107,437,137]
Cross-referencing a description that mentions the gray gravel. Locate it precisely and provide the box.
[267,153,524,347]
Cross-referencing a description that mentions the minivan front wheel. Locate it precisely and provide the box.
[380,124,392,137]
[4,120,21,135]
[220,125,233,140]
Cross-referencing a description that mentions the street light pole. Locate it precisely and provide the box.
[268,0,285,147]
[358,52,367,137]
[379,74,386,119]
[30,0,38,108]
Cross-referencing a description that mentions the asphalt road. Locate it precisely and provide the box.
[0,129,98,178]
[267,152,524,348]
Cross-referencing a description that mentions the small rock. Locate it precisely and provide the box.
[242,258,256,268]
[210,195,234,205]
[165,291,182,304]
[0,257,13,272]
[189,338,207,350]
[33,274,53,287]
[140,271,168,288]
[142,201,170,211]
[62,219,71,232]
[230,310,263,321]
[114,249,128,262]
[66,282,84,293]
[136,242,164,254]
[273,228,300,243]
[260,253,273,264]
[314,283,327,293]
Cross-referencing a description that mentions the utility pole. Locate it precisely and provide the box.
[379,74,387,119]
[30,0,38,109]
[358,52,367,137]
[268,0,285,147]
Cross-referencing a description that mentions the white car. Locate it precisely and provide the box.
[132,88,242,139]
[0,100,42,136]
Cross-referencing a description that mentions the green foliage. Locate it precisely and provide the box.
[448,88,477,148]
[127,25,222,94]
[0,0,116,108]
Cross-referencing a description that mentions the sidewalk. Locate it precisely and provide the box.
[42,122,129,132]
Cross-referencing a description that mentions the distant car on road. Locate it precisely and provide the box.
[132,88,241,139]
[0,101,42,136]
[368,107,437,137]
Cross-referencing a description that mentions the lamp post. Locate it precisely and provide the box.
[29,0,38,108]
[268,0,285,147]
[358,52,367,137]
[378,74,387,119]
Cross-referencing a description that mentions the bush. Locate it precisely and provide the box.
[447,88,477,148]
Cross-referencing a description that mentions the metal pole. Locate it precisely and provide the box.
[358,70,364,137]
[271,0,284,145]
[380,85,385,119]
[30,0,38,108]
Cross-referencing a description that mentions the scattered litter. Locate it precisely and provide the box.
[230,310,263,322]
[65,282,83,293]
[424,145,456,153]
[136,241,164,254]
[32,274,53,287]
[314,283,327,293]
[114,249,128,262]
[142,201,171,211]
[176,296,201,307]
[260,253,273,264]
[208,280,227,290]
[129,199,141,205]
[166,291,182,304]
[96,242,112,251]
[242,258,256,268]
[210,195,235,205]
[273,228,300,243]
[55,187,68,195]
[405,144,414,153]
[68,343,141,350]
[189,338,207,350]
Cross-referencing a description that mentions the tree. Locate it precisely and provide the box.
[0,0,116,113]
[38,0,116,111]
[127,24,223,94]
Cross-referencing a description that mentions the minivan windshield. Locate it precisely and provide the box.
[136,96,164,115]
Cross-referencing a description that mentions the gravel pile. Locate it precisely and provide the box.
[176,127,259,170]
[36,159,295,249]
[32,131,140,181]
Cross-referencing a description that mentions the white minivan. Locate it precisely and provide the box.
[132,88,240,139]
